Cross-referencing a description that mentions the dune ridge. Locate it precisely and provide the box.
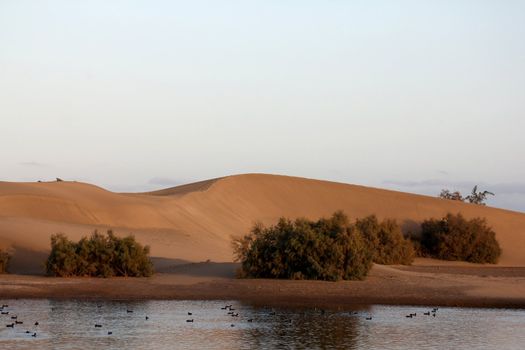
[1,174,524,274]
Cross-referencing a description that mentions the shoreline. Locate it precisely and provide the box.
[2,261,525,309]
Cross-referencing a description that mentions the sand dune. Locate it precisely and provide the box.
[1,174,524,274]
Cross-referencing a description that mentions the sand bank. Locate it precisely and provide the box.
[1,259,524,309]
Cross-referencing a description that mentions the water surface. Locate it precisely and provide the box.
[1,300,524,349]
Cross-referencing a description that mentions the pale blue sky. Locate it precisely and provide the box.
[1,1,524,211]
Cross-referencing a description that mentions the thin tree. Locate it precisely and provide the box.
[465,185,494,205]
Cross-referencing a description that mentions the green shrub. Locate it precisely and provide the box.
[0,249,10,274]
[355,215,415,265]
[233,211,373,281]
[420,213,501,264]
[46,230,154,277]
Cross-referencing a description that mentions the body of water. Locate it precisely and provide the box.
[1,300,524,349]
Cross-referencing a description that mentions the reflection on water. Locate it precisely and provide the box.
[0,299,524,349]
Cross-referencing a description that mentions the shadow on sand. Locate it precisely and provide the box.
[4,250,238,279]
[152,258,239,278]
[5,246,48,275]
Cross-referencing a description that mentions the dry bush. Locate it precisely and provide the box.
[46,230,154,277]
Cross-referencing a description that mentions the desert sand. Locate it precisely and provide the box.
[1,174,525,307]
[0,259,524,308]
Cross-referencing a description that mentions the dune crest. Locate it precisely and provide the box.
[1,174,524,273]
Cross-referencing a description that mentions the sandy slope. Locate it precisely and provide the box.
[1,174,524,274]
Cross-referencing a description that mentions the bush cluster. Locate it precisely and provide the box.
[233,211,414,281]
[45,230,154,277]
[419,213,501,264]
[0,249,10,274]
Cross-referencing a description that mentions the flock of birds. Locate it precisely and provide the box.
[2,301,441,339]
[1,302,262,337]
[186,304,277,328]
[364,307,439,321]
[183,304,441,326]
[1,302,291,337]
[1,304,39,337]
[217,304,256,327]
